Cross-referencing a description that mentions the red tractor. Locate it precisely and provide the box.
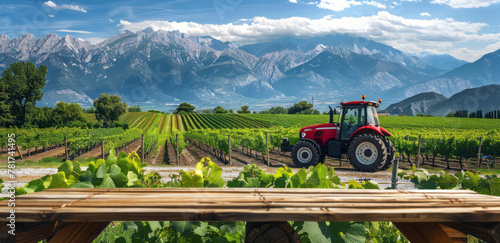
[281,96,394,172]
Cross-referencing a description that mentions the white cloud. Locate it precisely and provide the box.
[431,0,500,8]
[108,18,114,23]
[420,12,431,16]
[289,0,298,3]
[43,1,87,13]
[58,29,92,34]
[43,1,57,8]
[317,0,362,11]
[119,20,132,26]
[363,1,386,9]
[119,11,500,62]
[450,42,500,61]
[48,14,55,18]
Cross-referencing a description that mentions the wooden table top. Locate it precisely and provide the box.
[2,188,500,223]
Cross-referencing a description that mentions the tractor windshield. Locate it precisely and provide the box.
[367,106,380,126]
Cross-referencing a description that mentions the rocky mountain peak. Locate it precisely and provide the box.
[0,34,9,43]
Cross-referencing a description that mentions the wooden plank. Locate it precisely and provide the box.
[41,188,479,194]
[5,206,500,223]
[48,222,110,243]
[2,188,500,224]
[441,222,500,243]
[393,222,455,243]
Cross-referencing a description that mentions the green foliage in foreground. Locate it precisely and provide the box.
[13,153,409,242]
[401,166,500,196]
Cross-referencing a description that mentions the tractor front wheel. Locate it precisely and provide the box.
[348,134,387,172]
[291,141,320,167]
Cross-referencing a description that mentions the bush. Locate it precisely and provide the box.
[112,121,129,130]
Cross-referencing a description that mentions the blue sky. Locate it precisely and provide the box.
[1,0,500,62]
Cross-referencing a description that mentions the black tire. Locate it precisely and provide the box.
[381,140,394,170]
[348,134,387,172]
[318,155,326,163]
[245,222,301,243]
[291,141,320,167]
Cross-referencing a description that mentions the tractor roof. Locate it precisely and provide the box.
[341,101,380,108]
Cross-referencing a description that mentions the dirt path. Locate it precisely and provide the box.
[178,147,198,166]
[166,115,172,133]
[0,145,63,160]
[150,145,166,165]
[76,138,142,161]
[231,147,285,167]
[166,143,177,165]
[18,146,66,162]
[120,139,142,154]
[77,145,102,159]
[185,145,239,167]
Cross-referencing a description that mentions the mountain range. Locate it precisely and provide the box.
[384,85,500,116]
[1,29,497,112]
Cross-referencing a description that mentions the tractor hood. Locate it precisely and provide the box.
[300,123,339,132]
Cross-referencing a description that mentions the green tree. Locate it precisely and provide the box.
[1,61,47,127]
[0,78,13,127]
[228,109,234,113]
[85,107,95,113]
[237,105,251,114]
[288,101,313,114]
[301,109,320,114]
[173,102,195,114]
[93,93,127,122]
[127,105,141,112]
[201,109,211,114]
[213,106,227,113]
[53,102,86,125]
[268,106,287,114]
[28,107,53,128]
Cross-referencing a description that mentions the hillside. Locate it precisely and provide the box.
[384,92,447,116]
[404,49,500,98]
[411,52,468,71]
[428,84,500,116]
[386,85,500,116]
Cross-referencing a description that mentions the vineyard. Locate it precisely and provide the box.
[1,112,500,171]
[1,112,500,243]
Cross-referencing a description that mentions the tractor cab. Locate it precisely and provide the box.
[338,99,382,140]
[282,95,395,172]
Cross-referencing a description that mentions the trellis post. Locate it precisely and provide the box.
[228,135,231,165]
[141,134,145,162]
[266,133,270,166]
[65,137,68,161]
[417,135,422,168]
[477,137,482,168]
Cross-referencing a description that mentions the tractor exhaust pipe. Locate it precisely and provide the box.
[329,106,334,124]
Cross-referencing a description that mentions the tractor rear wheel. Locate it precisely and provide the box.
[291,141,320,167]
[348,134,387,172]
[381,140,394,171]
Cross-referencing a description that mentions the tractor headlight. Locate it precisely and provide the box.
[301,132,306,138]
